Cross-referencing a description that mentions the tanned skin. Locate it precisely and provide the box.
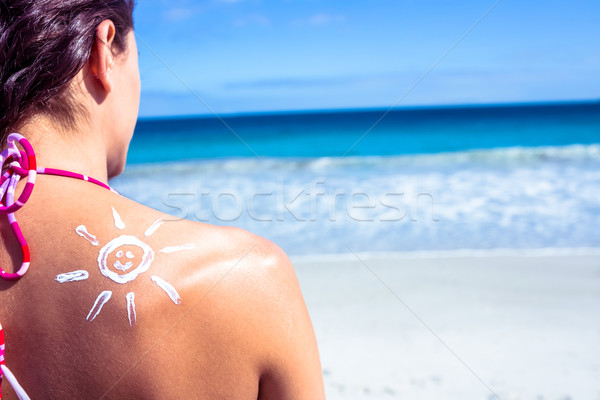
[0,22,325,399]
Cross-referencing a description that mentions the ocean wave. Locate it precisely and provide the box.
[119,144,600,177]
[111,144,600,255]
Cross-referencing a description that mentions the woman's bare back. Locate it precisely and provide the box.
[0,175,324,398]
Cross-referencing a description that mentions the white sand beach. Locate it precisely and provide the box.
[292,251,600,400]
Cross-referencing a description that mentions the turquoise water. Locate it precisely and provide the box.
[127,102,600,162]
[112,102,600,255]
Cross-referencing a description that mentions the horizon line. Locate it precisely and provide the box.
[137,98,600,122]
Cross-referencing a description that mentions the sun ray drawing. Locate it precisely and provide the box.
[55,208,195,326]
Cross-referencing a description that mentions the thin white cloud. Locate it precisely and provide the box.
[233,13,271,28]
[165,8,192,22]
[164,5,207,22]
[309,13,330,26]
[292,13,346,27]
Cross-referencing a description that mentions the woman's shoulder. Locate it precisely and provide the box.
[93,191,298,331]
[100,196,321,396]
[107,190,290,278]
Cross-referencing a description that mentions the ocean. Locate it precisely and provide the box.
[110,102,600,256]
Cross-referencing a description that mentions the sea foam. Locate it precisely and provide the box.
[111,144,600,255]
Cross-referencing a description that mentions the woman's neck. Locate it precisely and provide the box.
[17,117,110,184]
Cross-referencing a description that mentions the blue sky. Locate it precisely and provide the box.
[133,0,600,117]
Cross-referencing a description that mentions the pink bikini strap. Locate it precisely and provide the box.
[0,133,115,280]
[0,323,5,396]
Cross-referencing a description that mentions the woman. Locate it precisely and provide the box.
[0,1,325,398]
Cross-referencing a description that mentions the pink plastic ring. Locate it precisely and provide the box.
[0,134,37,213]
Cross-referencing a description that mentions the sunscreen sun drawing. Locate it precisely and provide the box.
[55,207,195,326]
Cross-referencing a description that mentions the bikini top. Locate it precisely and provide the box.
[0,133,115,399]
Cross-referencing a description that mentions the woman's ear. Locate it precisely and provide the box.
[89,20,117,94]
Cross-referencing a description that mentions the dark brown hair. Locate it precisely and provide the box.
[0,0,135,141]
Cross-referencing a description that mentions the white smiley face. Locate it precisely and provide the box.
[113,249,136,271]
[97,235,154,284]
